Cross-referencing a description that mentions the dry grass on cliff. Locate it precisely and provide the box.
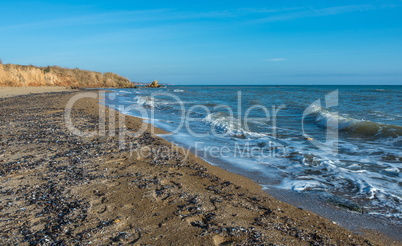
[0,64,135,88]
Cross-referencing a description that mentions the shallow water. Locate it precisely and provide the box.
[105,85,402,224]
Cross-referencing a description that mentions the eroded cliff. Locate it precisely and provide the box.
[0,64,135,88]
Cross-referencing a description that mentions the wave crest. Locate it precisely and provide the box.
[203,112,265,138]
[309,105,402,138]
[135,96,156,107]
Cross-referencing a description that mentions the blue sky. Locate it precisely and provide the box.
[1,0,401,85]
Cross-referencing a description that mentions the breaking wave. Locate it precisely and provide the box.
[309,105,402,138]
[135,96,157,107]
[203,112,265,138]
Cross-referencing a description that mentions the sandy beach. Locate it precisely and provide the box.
[0,89,399,245]
[0,86,78,98]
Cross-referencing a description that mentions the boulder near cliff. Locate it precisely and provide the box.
[145,80,162,88]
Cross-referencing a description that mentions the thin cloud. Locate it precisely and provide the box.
[0,8,286,31]
[1,3,400,32]
[251,4,398,23]
[0,8,244,32]
[265,58,287,62]
[0,9,172,31]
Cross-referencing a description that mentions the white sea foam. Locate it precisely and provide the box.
[135,96,157,107]
[310,105,402,138]
[203,112,266,138]
[108,86,402,221]
[277,179,328,191]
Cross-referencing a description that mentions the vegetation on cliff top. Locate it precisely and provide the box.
[0,64,135,88]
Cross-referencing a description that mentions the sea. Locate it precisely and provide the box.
[103,85,402,235]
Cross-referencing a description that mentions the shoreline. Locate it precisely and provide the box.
[161,134,402,243]
[0,86,79,98]
[0,89,399,245]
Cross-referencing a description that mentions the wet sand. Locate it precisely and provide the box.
[0,90,399,245]
[0,86,77,98]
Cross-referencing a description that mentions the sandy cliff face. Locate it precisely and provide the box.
[0,64,135,88]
